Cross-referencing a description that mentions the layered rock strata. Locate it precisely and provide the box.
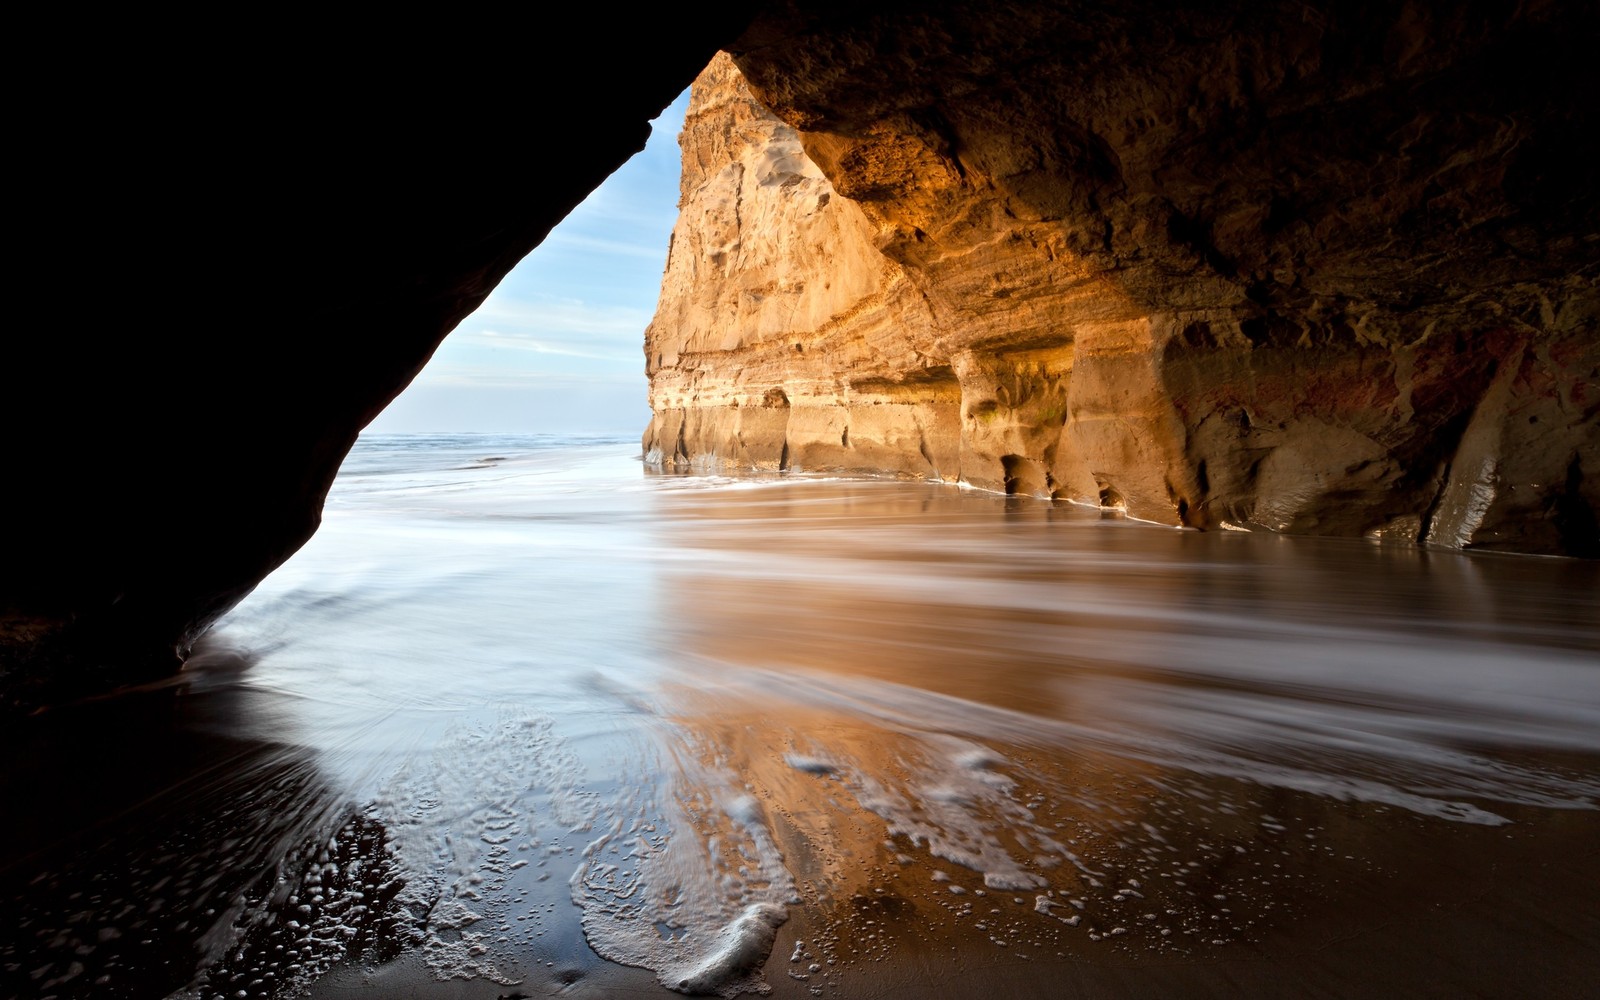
[644,53,962,481]
[648,4,1598,557]
[6,1,1599,709]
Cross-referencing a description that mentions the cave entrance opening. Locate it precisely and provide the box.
[360,86,694,440]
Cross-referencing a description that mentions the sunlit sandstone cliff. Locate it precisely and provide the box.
[7,1,1599,711]
[644,53,962,481]
[648,7,1598,556]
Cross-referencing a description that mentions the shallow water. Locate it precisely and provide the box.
[3,436,1598,999]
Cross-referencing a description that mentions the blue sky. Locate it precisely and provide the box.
[367,88,691,435]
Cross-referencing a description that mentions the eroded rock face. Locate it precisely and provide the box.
[6,1,1598,710]
[648,2,1598,556]
[643,53,962,480]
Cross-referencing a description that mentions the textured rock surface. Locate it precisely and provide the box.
[648,2,1598,556]
[644,53,962,481]
[6,1,1599,709]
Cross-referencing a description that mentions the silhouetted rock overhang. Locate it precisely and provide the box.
[4,1,1596,712]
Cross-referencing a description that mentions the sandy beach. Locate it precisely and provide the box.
[4,439,1597,999]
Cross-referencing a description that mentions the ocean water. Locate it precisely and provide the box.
[4,434,1599,999]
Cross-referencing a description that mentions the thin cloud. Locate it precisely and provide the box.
[547,196,681,233]
[468,330,637,362]
[416,363,645,390]
[463,296,652,342]
[538,231,671,260]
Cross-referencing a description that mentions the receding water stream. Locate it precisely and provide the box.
[4,436,1597,999]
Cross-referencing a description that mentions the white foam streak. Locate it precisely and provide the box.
[572,737,796,996]
[679,658,1600,825]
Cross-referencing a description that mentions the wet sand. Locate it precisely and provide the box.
[4,441,1597,999]
[9,700,1595,1000]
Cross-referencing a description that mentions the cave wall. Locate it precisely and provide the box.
[2,10,755,711]
[5,1,1597,712]
[648,0,1597,555]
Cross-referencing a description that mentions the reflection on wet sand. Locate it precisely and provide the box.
[635,480,1600,997]
[645,668,1599,998]
[5,446,1596,999]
